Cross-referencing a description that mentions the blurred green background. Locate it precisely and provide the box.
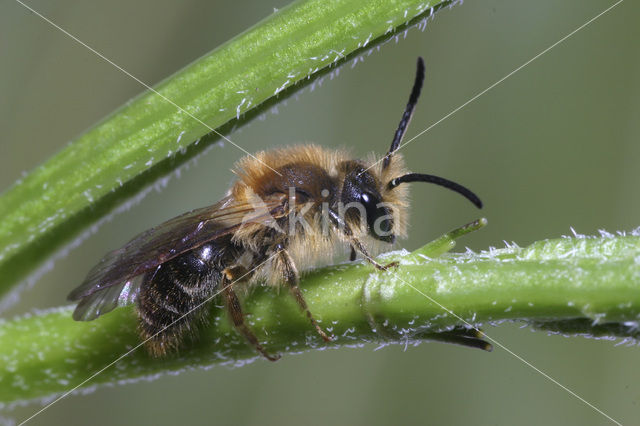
[1,0,639,425]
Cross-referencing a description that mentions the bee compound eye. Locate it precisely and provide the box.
[357,192,394,242]
[378,216,392,233]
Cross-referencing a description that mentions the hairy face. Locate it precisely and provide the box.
[339,161,395,243]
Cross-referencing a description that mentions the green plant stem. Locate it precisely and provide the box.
[1,220,639,405]
[0,0,451,300]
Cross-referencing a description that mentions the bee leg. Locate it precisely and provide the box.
[349,245,357,261]
[328,209,395,270]
[350,237,399,271]
[363,284,492,351]
[276,247,333,342]
[222,270,281,362]
[418,327,493,352]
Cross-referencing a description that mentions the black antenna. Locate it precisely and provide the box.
[388,173,483,209]
[382,57,425,170]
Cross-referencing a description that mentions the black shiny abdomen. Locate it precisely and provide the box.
[137,239,236,356]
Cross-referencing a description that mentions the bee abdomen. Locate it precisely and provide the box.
[137,244,225,357]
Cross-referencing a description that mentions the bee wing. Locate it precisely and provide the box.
[68,192,288,320]
[71,275,143,321]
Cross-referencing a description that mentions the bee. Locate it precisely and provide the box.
[68,57,484,360]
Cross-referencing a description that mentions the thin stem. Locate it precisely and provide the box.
[1,220,639,405]
[0,0,451,299]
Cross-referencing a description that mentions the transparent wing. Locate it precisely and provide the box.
[72,275,143,321]
[68,192,288,320]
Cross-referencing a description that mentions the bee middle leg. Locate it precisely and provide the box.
[275,247,332,342]
[222,268,280,361]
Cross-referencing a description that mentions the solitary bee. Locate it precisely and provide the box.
[68,58,483,360]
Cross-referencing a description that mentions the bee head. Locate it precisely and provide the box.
[339,161,398,243]
[342,57,482,244]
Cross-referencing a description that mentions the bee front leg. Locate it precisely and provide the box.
[349,245,357,261]
[327,210,396,270]
[222,268,281,362]
[349,237,399,271]
[275,246,333,342]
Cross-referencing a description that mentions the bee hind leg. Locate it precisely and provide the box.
[222,269,281,361]
[276,247,333,343]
